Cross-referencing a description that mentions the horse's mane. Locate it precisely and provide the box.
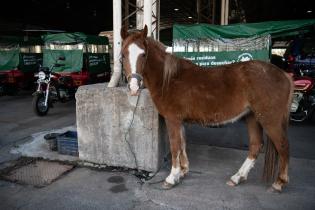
[146,38,180,90]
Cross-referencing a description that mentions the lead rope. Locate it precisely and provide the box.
[123,92,170,184]
[123,94,140,170]
[122,39,170,184]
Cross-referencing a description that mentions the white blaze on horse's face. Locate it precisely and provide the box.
[128,43,144,96]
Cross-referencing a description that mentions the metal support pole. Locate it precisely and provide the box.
[212,0,216,24]
[108,0,122,87]
[197,0,201,23]
[136,0,144,29]
[124,0,129,28]
[156,0,160,40]
[144,0,152,36]
[225,0,229,25]
[221,0,225,25]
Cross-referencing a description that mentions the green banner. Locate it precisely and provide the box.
[0,49,19,71]
[175,50,269,67]
[19,53,43,73]
[84,53,110,74]
[43,49,83,72]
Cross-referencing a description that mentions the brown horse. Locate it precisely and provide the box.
[120,25,293,192]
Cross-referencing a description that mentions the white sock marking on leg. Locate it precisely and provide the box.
[166,166,181,185]
[166,152,181,185]
[231,158,255,184]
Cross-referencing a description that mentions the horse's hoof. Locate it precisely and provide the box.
[226,180,237,187]
[162,181,175,190]
[267,185,282,193]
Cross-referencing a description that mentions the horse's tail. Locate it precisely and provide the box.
[263,136,279,182]
[263,71,292,182]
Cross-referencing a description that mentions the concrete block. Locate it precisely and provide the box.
[75,84,169,172]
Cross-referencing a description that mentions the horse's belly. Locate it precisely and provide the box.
[186,107,250,126]
[211,107,250,125]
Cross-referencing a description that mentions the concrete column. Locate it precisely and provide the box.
[143,0,152,37]
[108,0,122,88]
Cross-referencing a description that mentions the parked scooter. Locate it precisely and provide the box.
[32,57,75,116]
[290,68,315,122]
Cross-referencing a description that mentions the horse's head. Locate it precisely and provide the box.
[121,25,148,96]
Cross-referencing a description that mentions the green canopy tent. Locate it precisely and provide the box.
[173,19,315,67]
[0,36,43,73]
[42,33,110,74]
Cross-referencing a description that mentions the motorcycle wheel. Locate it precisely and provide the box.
[33,93,49,116]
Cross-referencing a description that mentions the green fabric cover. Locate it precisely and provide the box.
[172,19,315,67]
[42,33,109,45]
[43,49,83,72]
[0,49,19,71]
[173,19,315,39]
[42,33,110,72]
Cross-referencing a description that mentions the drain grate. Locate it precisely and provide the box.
[2,160,74,187]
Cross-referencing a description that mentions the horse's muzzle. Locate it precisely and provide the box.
[127,73,144,96]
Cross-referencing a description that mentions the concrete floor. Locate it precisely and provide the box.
[1,91,315,210]
[1,144,315,210]
[0,91,76,148]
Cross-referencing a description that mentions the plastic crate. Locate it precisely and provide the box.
[56,131,78,156]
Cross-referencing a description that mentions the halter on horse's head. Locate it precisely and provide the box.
[121,25,148,96]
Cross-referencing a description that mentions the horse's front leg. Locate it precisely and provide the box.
[163,118,187,189]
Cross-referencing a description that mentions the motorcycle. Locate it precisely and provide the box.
[32,57,75,116]
[290,68,315,122]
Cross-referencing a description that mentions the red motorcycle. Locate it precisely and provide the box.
[32,57,75,116]
[290,72,315,122]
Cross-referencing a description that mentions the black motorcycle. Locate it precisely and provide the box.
[32,57,75,116]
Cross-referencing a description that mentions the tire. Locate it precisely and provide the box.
[32,93,49,116]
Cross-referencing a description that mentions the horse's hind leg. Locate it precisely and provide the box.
[263,122,289,192]
[163,118,186,189]
[179,125,189,177]
[227,114,263,186]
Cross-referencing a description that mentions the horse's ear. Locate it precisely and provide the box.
[142,25,148,38]
[121,26,129,40]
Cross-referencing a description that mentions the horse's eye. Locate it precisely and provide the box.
[142,53,146,58]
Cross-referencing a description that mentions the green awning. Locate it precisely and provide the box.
[173,19,315,40]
